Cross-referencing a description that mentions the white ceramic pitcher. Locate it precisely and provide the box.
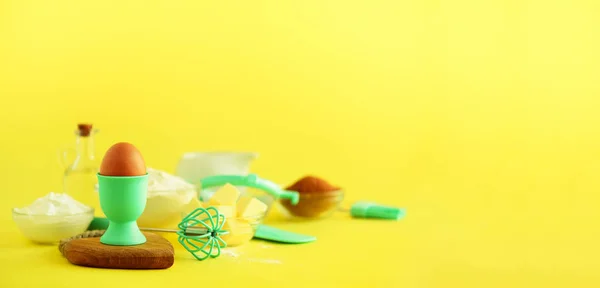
[174,152,259,200]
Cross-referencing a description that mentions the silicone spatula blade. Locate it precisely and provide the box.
[253,225,316,244]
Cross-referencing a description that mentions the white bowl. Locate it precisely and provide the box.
[13,208,94,244]
[137,187,199,228]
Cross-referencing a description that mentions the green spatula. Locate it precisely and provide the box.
[254,224,316,244]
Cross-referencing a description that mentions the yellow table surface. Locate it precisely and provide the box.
[2,0,600,286]
[1,205,410,287]
[3,196,600,288]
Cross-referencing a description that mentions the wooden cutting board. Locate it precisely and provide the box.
[62,231,174,269]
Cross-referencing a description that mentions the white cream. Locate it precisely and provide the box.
[14,192,91,216]
[13,192,94,243]
[139,168,200,228]
[147,167,196,194]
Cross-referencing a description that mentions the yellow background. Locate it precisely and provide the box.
[1,0,600,287]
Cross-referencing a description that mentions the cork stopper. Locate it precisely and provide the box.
[77,124,93,137]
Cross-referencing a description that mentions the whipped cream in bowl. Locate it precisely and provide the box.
[13,192,94,244]
[137,168,201,228]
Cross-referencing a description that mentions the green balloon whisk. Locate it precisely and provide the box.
[175,206,229,261]
[85,206,231,261]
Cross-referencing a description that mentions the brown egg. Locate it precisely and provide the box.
[99,142,147,176]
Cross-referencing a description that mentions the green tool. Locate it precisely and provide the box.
[88,207,229,261]
[200,174,300,205]
[343,201,406,220]
[254,225,316,244]
[175,207,229,261]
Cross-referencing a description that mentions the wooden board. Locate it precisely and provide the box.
[62,232,174,269]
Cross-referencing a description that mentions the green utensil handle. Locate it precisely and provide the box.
[200,174,299,205]
[349,201,406,220]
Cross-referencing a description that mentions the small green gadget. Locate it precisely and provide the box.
[349,201,405,220]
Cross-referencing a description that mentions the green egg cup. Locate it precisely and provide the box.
[97,173,148,246]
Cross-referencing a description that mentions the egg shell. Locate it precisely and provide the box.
[99,142,147,176]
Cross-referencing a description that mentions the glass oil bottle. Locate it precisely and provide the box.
[61,124,102,216]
